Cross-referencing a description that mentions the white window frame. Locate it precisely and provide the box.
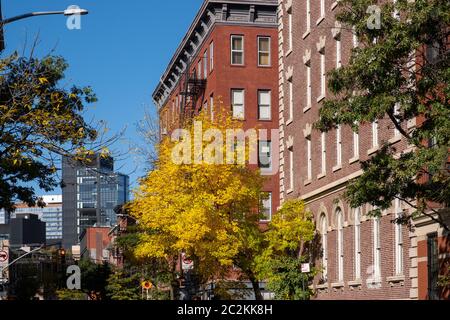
[203,50,208,79]
[336,36,342,69]
[258,90,271,120]
[231,89,245,119]
[288,79,294,122]
[354,208,361,280]
[321,216,328,282]
[353,123,360,159]
[197,60,202,79]
[372,120,379,148]
[289,148,294,191]
[288,11,293,51]
[307,136,312,180]
[210,42,214,71]
[210,94,214,121]
[394,103,401,137]
[373,217,381,281]
[306,64,312,109]
[259,140,272,172]
[395,199,404,275]
[320,52,326,98]
[261,192,272,222]
[320,0,326,19]
[337,209,344,282]
[321,132,326,174]
[336,125,342,166]
[306,0,311,32]
[258,36,271,67]
[231,35,244,65]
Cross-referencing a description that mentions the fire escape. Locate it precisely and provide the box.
[179,61,207,124]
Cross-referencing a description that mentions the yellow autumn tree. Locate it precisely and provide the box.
[129,103,266,298]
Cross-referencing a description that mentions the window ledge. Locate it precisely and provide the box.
[304,179,312,186]
[317,95,325,103]
[331,2,338,10]
[387,275,405,285]
[286,188,294,195]
[366,278,382,287]
[316,16,325,26]
[332,164,342,172]
[331,282,345,288]
[348,279,362,287]
[367,146,379,155]
[302,29,311,39]
[315,283,328,290]
[389,135,402,145]
[285,48,293,57]
[349,156,359,164]
[303,105,311,113]
[317,172,326,180]
[286,118,293,126]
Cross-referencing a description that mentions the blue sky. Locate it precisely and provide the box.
[2,0,203,193]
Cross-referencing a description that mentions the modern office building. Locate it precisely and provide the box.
[152,0,279,223]
[9,214,46,247]
[62,155,129,248]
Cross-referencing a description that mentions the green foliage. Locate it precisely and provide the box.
[315,0,450,228]
[212,280,253,300]
[0,53,108,212]
[78,259,112,300]
[257,200,317,300]
[106,270,142,300]
[56,289,87,300]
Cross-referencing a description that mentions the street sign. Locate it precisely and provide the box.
[141,281,153,290]
[301,263,310,273]
[181,253,194,271]
[0,250,8,263]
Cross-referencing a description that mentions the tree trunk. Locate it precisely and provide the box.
[249,275,263,300]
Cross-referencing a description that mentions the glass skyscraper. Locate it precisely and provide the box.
[62,155,129,248]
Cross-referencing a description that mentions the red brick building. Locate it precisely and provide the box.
[152,0,280,222]
[278,0,421,299]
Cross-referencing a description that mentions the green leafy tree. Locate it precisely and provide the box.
[56,289,87,300]
[106,269,142,300]
[315,0,450,229]
[0,53,114,212]
[257,200,317,300]
[78,259,112,300]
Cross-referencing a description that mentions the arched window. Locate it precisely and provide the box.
[336,209,344,282]
[320,215,328,282]
[354,208,361,280]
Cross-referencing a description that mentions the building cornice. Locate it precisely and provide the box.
[152,0,277,109]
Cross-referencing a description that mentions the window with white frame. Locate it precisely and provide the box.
[373,216,381,281]
[336,35,342,69]
[261,192,272,222]
[231,89,245,119]
[321,215,328,281]
[288,10,293,51]
[306,136,312,181]
[337,209,344,282]
[321,132,326,174]
[289,148,294,191]
[395,199,404,275]
[172,100,176,122]
[320,51,326,98]
[320,0,325,19]
[231,35,244,65]
[288,79,293,122]
[306,63,312,109]
[372,120,379,148]
[352,27,359,48]
[210,94,214,121]
[203,50,208,78]
[258,90,271,120]
[197,60,202,79]
[336,125,342,166]
[210,42,214,71]
[259,140,272,171]
[354,208,361,280]
[394,103,401,137]
[353,123,360,159]
[306,0,311,32]
[258,37,271,66]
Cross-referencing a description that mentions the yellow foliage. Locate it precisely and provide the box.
[129,106,265,272]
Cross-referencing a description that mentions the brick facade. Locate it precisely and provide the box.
[278,0,417,299]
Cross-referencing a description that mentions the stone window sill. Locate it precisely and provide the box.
[316,16,325,26]
[367,146,379,155]
[303,105,311,113]
[332,164,342,172]
[303,29,311,39]
[331,282,345,288]
[317,172,326,180]
[317,95,325,103]
[331,2,338,10]
[348,279,362,287]
[304,179,312,186]
[316,283,328,290]
[286,188,293,195]
[349,156,359,164]
[286,49,293,58]
[286,118,293,126]
[387,275,405,285]
[389,135,402,145]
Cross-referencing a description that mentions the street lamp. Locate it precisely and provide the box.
[0,1,89,51]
